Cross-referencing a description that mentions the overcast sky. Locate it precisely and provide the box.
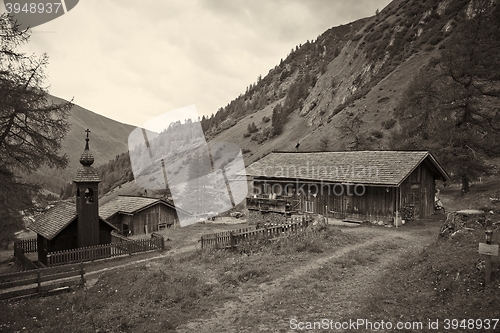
[14,0,392,128]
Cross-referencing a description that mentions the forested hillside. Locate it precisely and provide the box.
[198,0,500,192]
[63,0,500,200]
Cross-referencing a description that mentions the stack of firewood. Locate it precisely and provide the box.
[439,210,486,238]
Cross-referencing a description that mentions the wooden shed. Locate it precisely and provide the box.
[245,151,450,223]
[28,202,117,267]
[99,195,182,235]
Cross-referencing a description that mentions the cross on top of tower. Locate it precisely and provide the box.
[85,129,91,148]
[80,128,95,166]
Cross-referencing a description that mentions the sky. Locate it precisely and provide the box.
[10,0,392,128]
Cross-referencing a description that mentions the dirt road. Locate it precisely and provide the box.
[176,225,438,333]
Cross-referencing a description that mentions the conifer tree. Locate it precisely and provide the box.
[0,14,72,246]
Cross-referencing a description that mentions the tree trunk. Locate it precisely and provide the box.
[461,176,470,196]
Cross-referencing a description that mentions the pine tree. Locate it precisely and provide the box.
[0,14,72,246]
[393,2,500,193]
[272,104,283,136]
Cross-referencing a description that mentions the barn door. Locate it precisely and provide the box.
[342,195,353,218]
[408,187,421,218]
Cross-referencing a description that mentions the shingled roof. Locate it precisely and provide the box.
[245,151,449,186]
[99,196,176,220]
[74,166,101,183]
[28,202,117,240]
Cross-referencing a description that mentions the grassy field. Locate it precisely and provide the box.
[0,213,499,332]
[0,224,364,332]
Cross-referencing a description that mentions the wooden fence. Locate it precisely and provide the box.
[201,216,310,250]
[111,231,165,253]
[0,262,85,300]
[47,232,165,266]
[14,238,37,253]
[48,243,126,266]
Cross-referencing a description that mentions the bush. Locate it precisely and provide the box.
[262,116,270,123]
[247,122,258,133]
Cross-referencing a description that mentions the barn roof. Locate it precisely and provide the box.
[244,151,449,186]
[99,195,177,220]
[28,202,117,241]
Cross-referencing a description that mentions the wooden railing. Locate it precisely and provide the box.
[246,196,299,214]
[14,238,37,253]
[0,262,85,300]
[48,243,124,266]
[48,232,165,266]
[111,231,165,253]
[199,227,250,250]
[13,244,38,271]
[200,216,310,250]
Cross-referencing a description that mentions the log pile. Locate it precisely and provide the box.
[439,210,486,238]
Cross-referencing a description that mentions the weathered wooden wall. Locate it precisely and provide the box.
[116,203,179,235]
[250,160,438,222]
[399,163,436,218]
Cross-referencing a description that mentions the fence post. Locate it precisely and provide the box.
[37,270,41,296]
[80,261,86,285]
[230,232,236,249]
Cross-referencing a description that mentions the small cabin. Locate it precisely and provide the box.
[99,196,182,235]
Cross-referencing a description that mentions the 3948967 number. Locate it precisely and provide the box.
[443,319,499,330]
[5,2,62,14]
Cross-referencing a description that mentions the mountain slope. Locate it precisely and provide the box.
[203,0,499,169]
[88,0,500,200]
[22,95,136,194]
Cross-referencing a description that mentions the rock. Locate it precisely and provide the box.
[456,209,484,215]
[309,214,327,231]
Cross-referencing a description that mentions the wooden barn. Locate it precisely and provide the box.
[245,151,449,223]
[99,196,182,235]
[28,131,117,266]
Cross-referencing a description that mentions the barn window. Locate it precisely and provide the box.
[43,238,48,251]
[84,188,94,203]
[305,201,314,213]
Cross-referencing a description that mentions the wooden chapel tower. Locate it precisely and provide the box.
[73,129,101,248]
